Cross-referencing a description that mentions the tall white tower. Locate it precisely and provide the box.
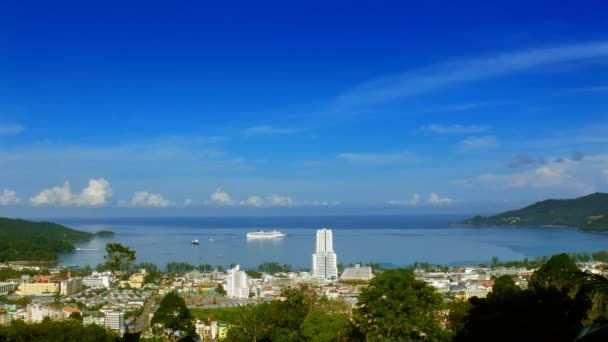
[226,265,249,299]
[312,228,338,280]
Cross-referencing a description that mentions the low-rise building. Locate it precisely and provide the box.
[27,304,63,322]
[0,282,18,295]
[18,283,59,296]
[340,265,373,281]
[83,272,111,289]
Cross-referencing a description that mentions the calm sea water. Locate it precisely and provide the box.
[50,215,608,270]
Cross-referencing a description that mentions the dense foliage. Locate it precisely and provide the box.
[151,292,196,339]
[0,319,119,341]
[257,261,293,274]
[461,192,608,231]
[225,286,358,341]
[165,262,196,273]
[353,269,446,341]
[0,217,94,262]
[450,254,608,342]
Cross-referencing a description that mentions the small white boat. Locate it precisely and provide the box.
[246,230,286,239]
[191,239,200,245]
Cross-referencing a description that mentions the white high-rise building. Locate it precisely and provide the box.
[226,265,249,299]
[312,228,338,280]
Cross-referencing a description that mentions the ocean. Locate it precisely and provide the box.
[51,215,608,270]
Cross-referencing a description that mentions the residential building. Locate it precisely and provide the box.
[60,277,83,295]
[312,228,338,280]
[27,304,63,322]
[104,311,125,335]
[0,282,18,295]
[226,265,249,299]
[18,283,59,296]
[83,272,111,289]
[83,315,105,326]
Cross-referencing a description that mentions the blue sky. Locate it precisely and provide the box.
[1,1,608,217]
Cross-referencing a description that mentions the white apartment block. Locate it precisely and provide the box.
[83,272,111,289]
[312,228,338,280]
[226,265,249,299]
[27,304,63,322]
[104,311,125,335]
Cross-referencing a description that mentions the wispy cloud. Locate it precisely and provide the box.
[506,153,546,168]
[122,191,171,208]
[333,41,608,110]
[427,192,454,206]
[0,124,24,136]
[455,153,608,193]
[245,125,302,136]
[435,102,511,111]
[458,136,499,150]
[422,124,488,134]
[387,193,421,206]
[337,151,416,164]
[240,196,265,207]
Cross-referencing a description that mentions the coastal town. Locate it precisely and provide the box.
[2,228,608,340]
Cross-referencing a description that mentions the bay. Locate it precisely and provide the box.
[51,215,608,270]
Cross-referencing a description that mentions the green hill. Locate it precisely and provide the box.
[461,192,608,231]
[0,217,94,262]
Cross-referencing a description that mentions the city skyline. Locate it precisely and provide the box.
[1,1,608,217]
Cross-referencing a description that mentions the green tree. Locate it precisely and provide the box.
[103,243,136,283]
[216,283,227,296]
[529,253,581,291]
[151,292,196,339]
[352,268,446,341]
[446,299,472,339]
[491,256,499,269]
[300,310,358,342]
[489,275,520,301]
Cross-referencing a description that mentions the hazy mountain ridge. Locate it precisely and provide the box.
[462,193,608,231]
[0,217,94,262]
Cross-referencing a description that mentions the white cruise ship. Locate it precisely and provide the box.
[246,230,286,239]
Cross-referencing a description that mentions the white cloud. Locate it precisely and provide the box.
[337,151,416,164]
[210,189,235,206]
[458,136,499,150]
[76,178,113,206]
[266,194,294,207]
[245,125,301,136]
[458,154,608,191]
[30,178,112,207]
[387,193,421,206]
[182,198,194,206]
[0,123,24,136]
[334,41,608,109]
[127,191,171,208]
[240,196,265,207]
[0,189,20,205]
[427,192,454,206]
[422,124,488,134]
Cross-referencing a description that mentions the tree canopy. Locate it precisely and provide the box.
[103,243,136,278]
[353,268,446,341]
[152,292,196,339]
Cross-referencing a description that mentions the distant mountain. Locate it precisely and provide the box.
[461,193,608,231]
[0,217,94,262]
